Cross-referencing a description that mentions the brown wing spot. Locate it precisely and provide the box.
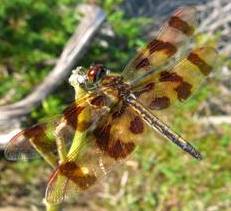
[94,124,135,159]
[147,39,177,55]
[24,125,55,151]
[149,96,170,110]
[130,116,144,134]
[135,57,150,70]
[63,105,84,129]
[159,71,183,82]
[175,81,192,101]
[108,140,135,159]
[90,95,105,107]
[134,82,155,97]
[59,162,96,190]
[187,52,212,76]
[169,16,194,36]
[24,125,45,137]
[94,124,111,152]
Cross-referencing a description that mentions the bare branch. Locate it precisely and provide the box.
[198,116,231,125]
[0,4,106,120]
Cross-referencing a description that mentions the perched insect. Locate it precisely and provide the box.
[4,6,218,203]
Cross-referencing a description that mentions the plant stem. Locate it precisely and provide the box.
[44,199,61,211]
[44,75,89,211]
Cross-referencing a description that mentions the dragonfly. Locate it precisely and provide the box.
[4,6,218,203]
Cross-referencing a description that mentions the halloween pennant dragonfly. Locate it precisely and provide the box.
[4,6,217,203]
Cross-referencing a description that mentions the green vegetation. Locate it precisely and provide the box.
[0,0,230,210]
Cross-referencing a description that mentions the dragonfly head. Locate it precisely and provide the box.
[71,64,109,91]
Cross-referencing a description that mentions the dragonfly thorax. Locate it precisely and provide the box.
[101,75,132,100]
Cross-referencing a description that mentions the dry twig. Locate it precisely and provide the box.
[197,116,231,125]
[0,4,105,120]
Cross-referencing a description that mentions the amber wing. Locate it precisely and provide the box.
[132,47,218,112]
[46,104,148,203]
[125,46,217,160]
[122,6,197,84]
[4,94,111,161]
[122,5,218,157]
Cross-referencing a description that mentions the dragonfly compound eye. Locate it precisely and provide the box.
[87,64,107,83]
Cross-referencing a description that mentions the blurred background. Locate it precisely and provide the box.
[0,0,230,210]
